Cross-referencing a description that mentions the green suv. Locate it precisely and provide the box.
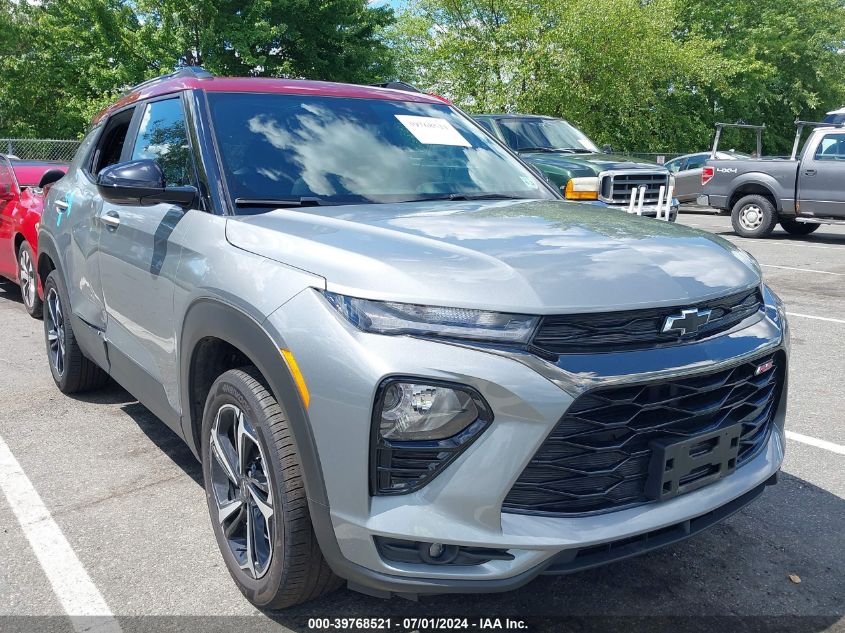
[475,114,677,220]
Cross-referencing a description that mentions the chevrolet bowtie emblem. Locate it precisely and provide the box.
[662,308,713,336]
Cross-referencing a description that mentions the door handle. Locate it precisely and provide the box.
[55,200,68,211]
[804,169,817,177]
[100,211,120,229]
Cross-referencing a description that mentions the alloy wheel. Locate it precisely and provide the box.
[45,288,65,376]
[210,403,275,579]
[738,204,763,231]
[18,248,36,309]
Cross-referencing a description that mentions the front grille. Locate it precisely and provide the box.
[531,286,763,355]
[502,352,784,516]
[600,171,670,204]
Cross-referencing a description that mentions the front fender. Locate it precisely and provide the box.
[178,297,329,508]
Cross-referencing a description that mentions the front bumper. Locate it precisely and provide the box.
[265,289,787,596]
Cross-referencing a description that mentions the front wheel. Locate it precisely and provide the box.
[780,218,820,236]
[731,195,778,238]
[17,241,42,318]
[201,367,341,609]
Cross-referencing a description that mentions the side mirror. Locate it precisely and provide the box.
[38,169,66,189]
[601,144,613,154]
[96,159,196,208]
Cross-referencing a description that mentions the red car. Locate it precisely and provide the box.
[0,155,67,317]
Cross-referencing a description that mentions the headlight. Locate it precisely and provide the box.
[372,379,492,494]
[669,174,676,188]
[322,291,539,344]
[563,176,599,200]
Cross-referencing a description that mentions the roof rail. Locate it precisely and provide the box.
[371,81,422,93]
[121,66,215,97]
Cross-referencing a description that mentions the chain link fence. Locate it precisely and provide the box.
[1,138,81,162]
[624,152,686,165]
[1,137,689,166]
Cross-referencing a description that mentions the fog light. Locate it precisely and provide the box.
[379,382,480,441]
[429,543,444,558]
[371,379,492,494]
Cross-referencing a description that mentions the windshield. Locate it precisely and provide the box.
[496,118,600,153]
[207,93,554,212]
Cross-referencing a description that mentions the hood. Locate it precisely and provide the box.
[226,200,760,314]
[521,152,664,177]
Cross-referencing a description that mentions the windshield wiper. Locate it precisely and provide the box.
[408,193,526,202]
[234,197,326,208]
[517,146,594,154]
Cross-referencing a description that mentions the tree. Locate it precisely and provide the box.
[0,0,398,138]
[391,0,845,153]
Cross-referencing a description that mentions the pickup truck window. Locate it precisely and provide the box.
[208,93,554,211]
[496,118,600,153]
[814,134,845,161]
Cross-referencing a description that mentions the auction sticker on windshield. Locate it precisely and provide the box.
[395,115,471,147]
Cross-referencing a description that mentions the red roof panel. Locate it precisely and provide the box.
[94,77,444,125]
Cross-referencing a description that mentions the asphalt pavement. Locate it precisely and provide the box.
[0,209,842,633]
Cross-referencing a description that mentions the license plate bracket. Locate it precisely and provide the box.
[645,424,742,502]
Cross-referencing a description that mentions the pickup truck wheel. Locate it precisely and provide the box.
[780,219,820,236]
[42,271,109,393]
[17,241,42,318]
[731,195,778,238]
[201,367,342,609]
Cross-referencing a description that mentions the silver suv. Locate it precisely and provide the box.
[38,69,788,608]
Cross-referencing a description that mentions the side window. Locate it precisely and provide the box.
[73,126,103,172]
[475,119,496,135]
[665,158,682,173]
[814,134,845,161]
[685,154,707,170]
[131,98,196,187]
[91,108,135,175]
[0,157,16,198]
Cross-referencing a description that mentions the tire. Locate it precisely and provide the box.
[201,367,342,609]
[731,195,778,238]
[780,218,820,236]
[17,241,42,318]
[42,270,109,393]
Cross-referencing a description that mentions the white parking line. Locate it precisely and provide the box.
[762,264,844,276]
[0,434,121,632]
[786,431,845,456]
[786,311,845,325]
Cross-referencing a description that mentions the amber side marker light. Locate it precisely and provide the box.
[281,349,310,409]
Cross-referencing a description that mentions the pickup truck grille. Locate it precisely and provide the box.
[600,171,670,205]
[531,286,763,355]
[502,352,784,516]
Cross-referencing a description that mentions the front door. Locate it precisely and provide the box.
[98,95,198,428]
[798,132,845,219]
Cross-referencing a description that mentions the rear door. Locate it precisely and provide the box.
[0,156,19,277]
[798,132,845,218]
[97,94,197,428]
